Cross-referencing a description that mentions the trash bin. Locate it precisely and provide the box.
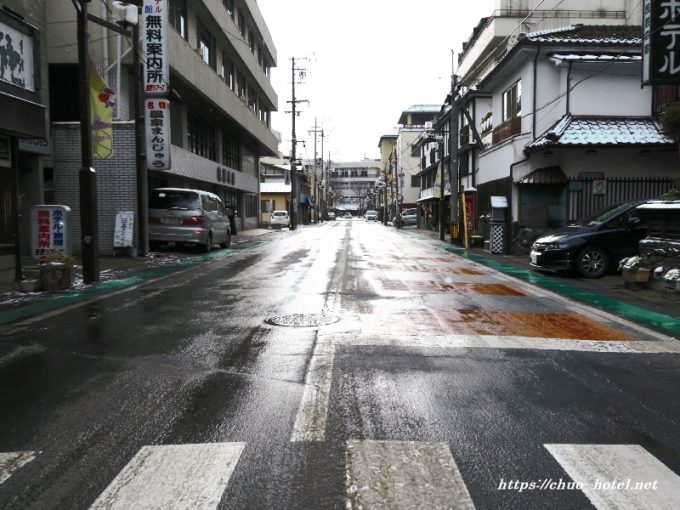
[489,196,508,254]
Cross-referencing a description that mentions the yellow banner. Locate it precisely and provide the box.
[89,59,115,158]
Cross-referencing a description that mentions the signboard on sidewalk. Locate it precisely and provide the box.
[113,211,134,248]
[30,205,72,259]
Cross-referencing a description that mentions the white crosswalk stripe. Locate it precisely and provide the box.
[89,443,245,510]
[345,440,476,509]
[546,444,680,510]
[0,451,36,485]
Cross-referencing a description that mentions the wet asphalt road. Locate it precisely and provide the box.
[1,219,679,509]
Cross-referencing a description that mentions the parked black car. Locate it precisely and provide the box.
[529,200,648,278]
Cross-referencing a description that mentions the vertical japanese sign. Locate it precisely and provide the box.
[30,205,72,259]
[142,0,169,94]
[642,0,680,85]
[145,98,171,170]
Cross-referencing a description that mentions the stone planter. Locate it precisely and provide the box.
[39,263,73,291]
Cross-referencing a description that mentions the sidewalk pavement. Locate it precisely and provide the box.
[1,223,678,337]
[0,228,275,325]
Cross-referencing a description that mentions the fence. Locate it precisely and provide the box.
[567,177,674,221]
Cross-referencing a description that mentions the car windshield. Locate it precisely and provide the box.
[577,202,636,227]
[273,212,287,217]
[149,190,200,210]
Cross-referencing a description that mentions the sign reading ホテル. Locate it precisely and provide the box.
[643,0,680,84]
[142,0,169,95]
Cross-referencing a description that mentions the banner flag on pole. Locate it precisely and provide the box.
[89,58,115,158]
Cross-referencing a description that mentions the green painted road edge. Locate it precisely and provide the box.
[0,238,270,327]
[434,241,680,338]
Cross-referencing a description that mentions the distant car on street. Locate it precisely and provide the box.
[269,210,290,228]
[327,211,336,220]
[365,210,378,221]
[400,208,417,226]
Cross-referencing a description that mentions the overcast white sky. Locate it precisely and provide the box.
[256,0,495,162]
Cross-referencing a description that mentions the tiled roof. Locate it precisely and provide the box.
[402,104,441,114]
[526,115,675,151]
[550,53,641,62]
[477,25,641,88]
[526,25,642,45]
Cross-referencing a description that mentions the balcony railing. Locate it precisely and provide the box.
[491,116,521,145]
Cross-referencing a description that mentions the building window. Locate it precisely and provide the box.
[248,86,257,112]
[222,134,240,170]
[198,24,215,69]
[188,113,216,161]
[222,54,235,90]
[502,80,521,121]
[411,175,420,187]
[261,200,275,213]
[237,73,246,100]
[238,12,245,36]
[223,0,234,18]
[248,29,256,54]
[168,0,187,39]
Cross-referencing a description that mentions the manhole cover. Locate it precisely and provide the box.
[266,313,339,327]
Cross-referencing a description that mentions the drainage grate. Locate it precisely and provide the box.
[266,313,339,327]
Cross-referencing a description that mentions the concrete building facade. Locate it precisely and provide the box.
[40,0,279,257]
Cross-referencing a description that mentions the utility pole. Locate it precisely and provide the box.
[449,50,460,245]
[287,57,308,230]
[320,127,325,220]
[439,137,446,241]
[308,118,323,224]
[77,0,100,283]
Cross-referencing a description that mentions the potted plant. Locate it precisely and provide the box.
[619,256,651,287]
[663,268,680,291]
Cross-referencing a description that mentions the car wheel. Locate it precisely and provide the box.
[201,234,213,253]
[220,230,231,248]
[576,246,608,278]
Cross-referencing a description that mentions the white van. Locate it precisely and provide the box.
[148,188,231,252]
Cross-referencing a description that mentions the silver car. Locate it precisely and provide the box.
[401,208,417,226]
[148,188,231,252]
[365,210,378,221]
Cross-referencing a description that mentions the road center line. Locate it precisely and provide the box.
[89,443,245,510]
[545,444,680,510]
